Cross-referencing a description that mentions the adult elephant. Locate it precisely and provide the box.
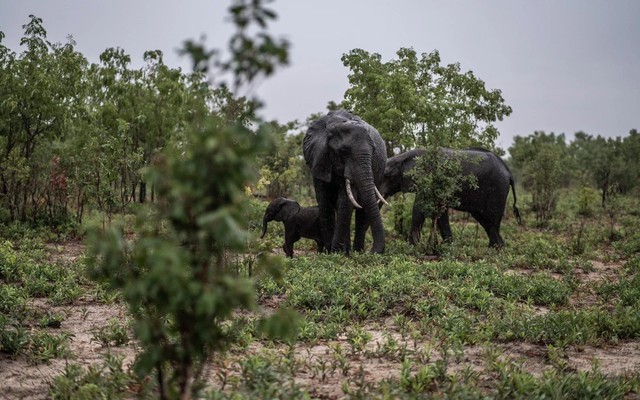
[380,148,521,248]
[303,110,388,254]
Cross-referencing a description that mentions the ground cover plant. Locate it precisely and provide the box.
[2,189,640,399]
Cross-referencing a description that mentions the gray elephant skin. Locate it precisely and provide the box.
[261,197,324,257]
[380,148,521,248]
[303,110,388,254]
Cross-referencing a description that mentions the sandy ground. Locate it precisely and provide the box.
[1,242,639,399]
[1,301,135,400]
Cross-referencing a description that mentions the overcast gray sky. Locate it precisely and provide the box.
[1,0,639,150]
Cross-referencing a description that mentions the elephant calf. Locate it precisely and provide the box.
[261,197,324,257]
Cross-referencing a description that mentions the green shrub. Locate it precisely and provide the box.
[0,284,28,317]
[49,354,143,399]
[38,311,64,328]
[0,316,29,355]
[492,307,640,346]
[26,331,72,364]
[91,319,130,347]
[0,240,20,281]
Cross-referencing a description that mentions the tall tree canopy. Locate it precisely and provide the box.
[340,48,512,154]
[571,130,640,205]
[0,15,263,226]
[0,15,88,222]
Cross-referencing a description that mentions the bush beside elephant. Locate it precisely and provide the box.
[303,110,388,254]
[380,148,521,248]
[261,197,324,257]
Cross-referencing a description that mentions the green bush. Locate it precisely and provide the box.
[387,193,415,239]
[0,316,29,355]
[91,319,130,347]
[49,354,143,399]
[26,331,72,364]
[0,284,28,317]
[492,306,640,346]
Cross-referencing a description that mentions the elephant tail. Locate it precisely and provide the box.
[510,176,522,225]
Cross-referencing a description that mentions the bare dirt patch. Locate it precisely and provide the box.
[1,299,136,400]
[567,341,640,375]
[569,260,625,309]
[577,260,623,284]
[45,239,86,264]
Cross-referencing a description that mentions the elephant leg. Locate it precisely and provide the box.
[436,211,454,243]
[489,220,505,248]
[315,240,324,254]
[353,208,368,252]
[409,201,426,245]
[354,202,382,252]
[472,212,504,248]
[332,190,353,254]
[313,178,337,253]
[283,228,300,258]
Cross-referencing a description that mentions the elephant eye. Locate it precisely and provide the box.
[338,144,351,155]
[329,135,349,153]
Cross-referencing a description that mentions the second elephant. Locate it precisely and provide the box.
[380,148,521,248]
[261,197,324,257]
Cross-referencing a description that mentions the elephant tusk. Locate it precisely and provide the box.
[375,186,389,206]
[345,179,363,209]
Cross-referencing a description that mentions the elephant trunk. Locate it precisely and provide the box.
[353,155,385,254]
[260,214,270,238]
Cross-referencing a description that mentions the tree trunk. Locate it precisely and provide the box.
[427,217,439,254]
[139,181,147,203]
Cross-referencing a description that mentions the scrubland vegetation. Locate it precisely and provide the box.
[1,1,639,399]
[2,193,640,398]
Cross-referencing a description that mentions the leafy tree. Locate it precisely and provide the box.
[210,85,257,127]
[1,12,273,228]
[408,150,478,252]
[509,132,571,226]
[570,132,627,206]
[134,50,187,203]
[0,15,88,223]
[83,47,144,219]
[619,129,640,194]
[72,46,215,224]
[340,47,512,154]
[257,120,307,200]
[180,0,289,93]
[88,1,297,398]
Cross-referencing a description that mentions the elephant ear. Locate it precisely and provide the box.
[402,149,424,173]
[274,200,301,222]
[303,117,332,183]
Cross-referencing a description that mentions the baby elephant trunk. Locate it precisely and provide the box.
[260,215,270,238]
